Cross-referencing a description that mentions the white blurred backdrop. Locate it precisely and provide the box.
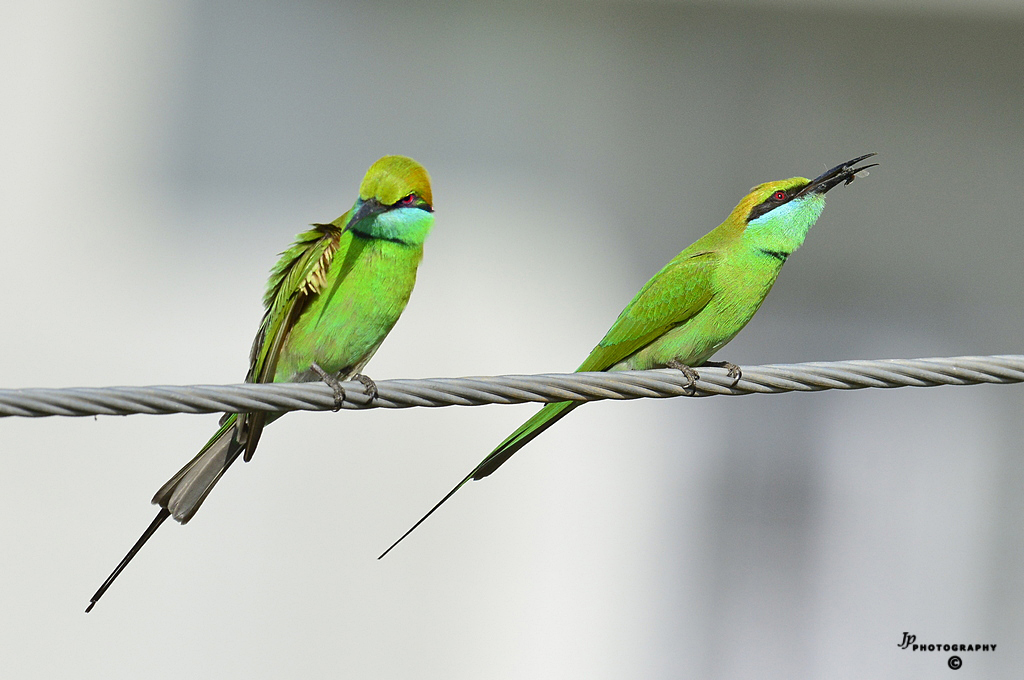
[2,0,1023,677]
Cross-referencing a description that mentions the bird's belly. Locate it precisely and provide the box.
[273,245,420,382]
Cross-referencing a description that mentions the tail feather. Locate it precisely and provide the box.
[86,509,170,612]
[154,415,245,523]
[471,400,580,480]
[87,414,247,612]
[379,399,581,559]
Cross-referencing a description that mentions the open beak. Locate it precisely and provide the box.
[797,153,878,196]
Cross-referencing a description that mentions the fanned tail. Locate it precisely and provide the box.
[153,414,246,523]
[378,400,581,559]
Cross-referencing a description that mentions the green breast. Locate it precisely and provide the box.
[274,234,424,382]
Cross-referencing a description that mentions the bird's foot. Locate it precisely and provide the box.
[311,362,346,410]
[355,373,378,401]
[702,360,742,386]
[667,359,700,395]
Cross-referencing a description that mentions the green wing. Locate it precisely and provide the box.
[472,249,720,477]
[577,250,718,372]
[240,221,345,460]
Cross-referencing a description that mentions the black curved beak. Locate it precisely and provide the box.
[798,153,878,196]
[348,197,388,227]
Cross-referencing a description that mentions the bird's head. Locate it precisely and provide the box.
[347,155,434,244]
[731,153,876,253]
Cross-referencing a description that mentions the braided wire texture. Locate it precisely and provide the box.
[1,354,1021,419]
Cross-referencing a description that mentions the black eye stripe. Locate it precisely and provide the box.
[746,183,809,222]
[386,193,433,213]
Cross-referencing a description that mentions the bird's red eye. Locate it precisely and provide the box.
[400,194,417,206]
[773,190,787,201]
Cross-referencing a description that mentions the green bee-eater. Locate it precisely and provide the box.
[380,153,876,557]
[88,155,435,611]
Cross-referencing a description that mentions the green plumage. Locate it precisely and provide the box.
[381,154,876,557]
[89,155,435,611]
[272,228,424,383]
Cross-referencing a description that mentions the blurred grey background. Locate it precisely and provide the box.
[2,0,1023,677]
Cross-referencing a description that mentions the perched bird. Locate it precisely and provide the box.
[88,155,435,611]
[380,153,876,558]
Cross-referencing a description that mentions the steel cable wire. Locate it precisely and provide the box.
[0,354,1021,419]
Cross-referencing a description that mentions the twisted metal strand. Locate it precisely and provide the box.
[1,354,1022,419]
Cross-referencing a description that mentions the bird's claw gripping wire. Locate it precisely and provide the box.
[311,362,346,410]
[667,359,700,395]
[702,360,742,386]
[355,374,378,402]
